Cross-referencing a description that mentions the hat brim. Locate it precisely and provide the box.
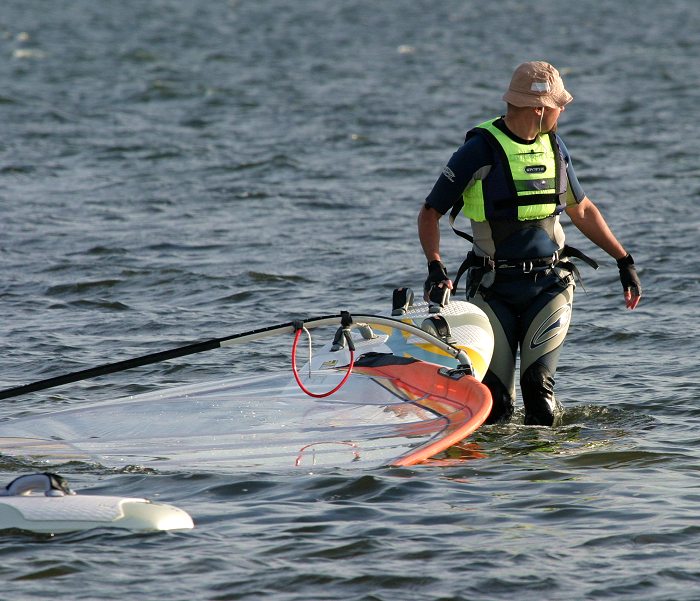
[502,88,573,109]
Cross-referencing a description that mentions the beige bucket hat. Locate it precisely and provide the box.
[502,61,573,108]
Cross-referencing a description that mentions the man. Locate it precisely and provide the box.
[417,61,642,426]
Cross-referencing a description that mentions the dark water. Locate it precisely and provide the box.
[2,0,699,599]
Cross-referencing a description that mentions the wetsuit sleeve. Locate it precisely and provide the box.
[424,135,494,215]
[556,135,586,206]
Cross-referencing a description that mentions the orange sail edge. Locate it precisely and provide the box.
[390,378,492,467]
[351,356,493,468]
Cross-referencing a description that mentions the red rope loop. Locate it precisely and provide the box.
[291,328,354,398]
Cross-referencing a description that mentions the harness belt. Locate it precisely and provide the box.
[453,244,599,293]
[497,252,559,272]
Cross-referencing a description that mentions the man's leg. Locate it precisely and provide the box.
[469,294,518,424]
[519,278,574,426]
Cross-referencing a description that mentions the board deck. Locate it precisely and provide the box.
[0,494,194,534]
[0,473,194,534]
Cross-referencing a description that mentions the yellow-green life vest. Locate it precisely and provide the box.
[461,118,568,222]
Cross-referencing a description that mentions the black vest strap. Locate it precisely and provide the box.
[560,244,599,270]
[448,198,473,243]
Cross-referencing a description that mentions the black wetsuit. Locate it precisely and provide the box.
[425,117,586,425]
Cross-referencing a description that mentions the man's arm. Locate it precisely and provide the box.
[418,134,493,295]
[417,204,453,296]
[417,204,445,264]
[566,196,626,259]
[566,196,641,309]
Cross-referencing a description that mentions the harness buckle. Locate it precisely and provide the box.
[522,260,534,273]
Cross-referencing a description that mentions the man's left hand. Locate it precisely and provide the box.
[617,254,642,310]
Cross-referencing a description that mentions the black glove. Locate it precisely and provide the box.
[617,253,642,309]
[424,260,449,302]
